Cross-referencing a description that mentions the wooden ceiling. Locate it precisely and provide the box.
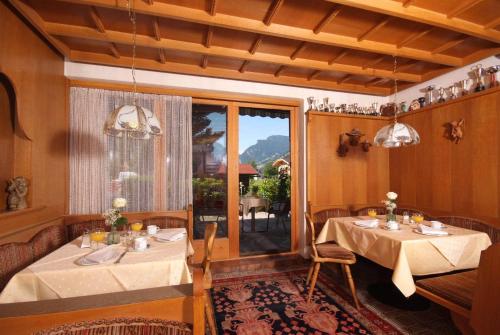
[10,0,500,96]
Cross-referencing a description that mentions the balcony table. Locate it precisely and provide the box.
[316,216,492,297]
[0,229,194,303]
[240,196,270,232]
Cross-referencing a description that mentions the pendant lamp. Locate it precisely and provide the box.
[104,0,162,140]
[373,57,420,148]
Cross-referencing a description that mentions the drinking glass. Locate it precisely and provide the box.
[411,213,424,225]
[367,209,377,218]
[90,228,106,249]
[402,211,410,225]
[130,221,143,236]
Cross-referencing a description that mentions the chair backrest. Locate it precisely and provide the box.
[437,216,499,243]
[65,219,108,241]
[305,213,319,259]
[201,222,217,275]
[470,243,500,335]
[312,207,350,236]
[143,216,187,229]
[0,268,205,335]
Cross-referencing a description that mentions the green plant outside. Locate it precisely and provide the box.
[250,177,290,202]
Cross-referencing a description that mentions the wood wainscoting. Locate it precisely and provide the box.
[390,87,500,227]
[0,2,67,244]
[307,111,391,211]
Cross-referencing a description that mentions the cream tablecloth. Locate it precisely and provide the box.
[316,216,492,297]
[0,231,194,303]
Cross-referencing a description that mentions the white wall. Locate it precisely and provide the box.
[393,55,499,104]
[65,61,388,256]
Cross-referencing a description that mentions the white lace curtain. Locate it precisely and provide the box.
[69,87,192,214]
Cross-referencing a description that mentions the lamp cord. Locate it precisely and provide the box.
[127,0,137,105]
[392,56,398,124]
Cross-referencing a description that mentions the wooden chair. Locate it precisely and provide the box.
[437,216,499,243]
[200,222,218,335]
[304,213,360,309]
[0,268,205,335]
[312,207,351,237]
[143,216,187,229]
[416,243,499,335]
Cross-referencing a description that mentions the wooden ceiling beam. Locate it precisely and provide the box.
[204,26,213,48]
[239,60,249,73]
[153,17,161,41]
[290,42,307,60]
[53,0,463,66]
[249,35,263,54]
[484,16,500,30]
[397,27,433,48]
[431,37,468,54]
[362,55,385,69]
[364,77,386,87]
[89,6,105,33]
[158,48,166,63]
[313,6,342,34]
[395,59,419,72]
[328,49,348,65]
[325,0,500,43]
[45,22,422,82]
[357,17,390,42]
[308,70,322,81]
[8,0,70,56]
[201,55,208,68]
[402,0,414,8]
[69,50,391,95]
[447,0,484,19]
[208,0,218,16]
[274,65,285,77]
[337,74,352,84]
[110,43,120,58]
[264,0,285,26]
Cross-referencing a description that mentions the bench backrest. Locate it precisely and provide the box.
[0,268,205,335]
[437,216,499,244]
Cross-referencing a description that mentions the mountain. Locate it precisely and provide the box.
[240,135,290,169]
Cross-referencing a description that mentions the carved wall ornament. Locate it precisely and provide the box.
[337,131,372,157]
[6,176,29,211]
[345,128,365,146]
[361,140,372,152]
[444,119,464,144]
[337,134,349,157]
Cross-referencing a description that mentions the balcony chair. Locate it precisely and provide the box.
[266,200,290,232]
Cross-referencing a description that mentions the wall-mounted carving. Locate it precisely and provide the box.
[337,129,372,156]
[6,176,29,211]
[0,73,30,141]
[444,119,464,144]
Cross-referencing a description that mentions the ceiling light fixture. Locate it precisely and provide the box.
[104,0,162,139]
[373,57,420,148]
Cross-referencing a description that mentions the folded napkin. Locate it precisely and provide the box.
[417,224,448,236]
[154,228,187,241]
[353,219,379,228]
[83,246,121,264]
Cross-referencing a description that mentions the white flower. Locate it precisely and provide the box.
[112,197,127,208]
[386,192,398,200]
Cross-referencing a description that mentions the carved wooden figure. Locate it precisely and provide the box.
[445,119,465,144]
[361,140,372,152]
[337,134,349,157]
[345,128,364,146]
[6,176,28,210]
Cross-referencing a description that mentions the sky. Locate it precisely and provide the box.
[238,115,289,154]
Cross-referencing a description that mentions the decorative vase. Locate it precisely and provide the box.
[386,209,396,223]
[107,226,121,245]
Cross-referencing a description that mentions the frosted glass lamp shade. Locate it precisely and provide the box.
[105,104,162,139]
[373,122,420,148]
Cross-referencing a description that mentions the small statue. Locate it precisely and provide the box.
[7,177,29,211]
[337,134,349,157]
[444,119,465,144]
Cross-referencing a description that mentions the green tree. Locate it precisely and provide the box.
[262,161,278,178]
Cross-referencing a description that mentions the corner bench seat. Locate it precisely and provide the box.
[416,270,477,312]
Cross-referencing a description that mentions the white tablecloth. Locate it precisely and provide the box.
[316,216,492,297]
[0,231,194,303]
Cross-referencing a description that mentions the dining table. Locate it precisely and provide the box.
[316,216,492,298]
[240,196,270,232]
[0,229,194,303]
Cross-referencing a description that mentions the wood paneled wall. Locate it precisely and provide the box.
[390,88,500,227]
[0,2,67,243]
[307,112,390,213]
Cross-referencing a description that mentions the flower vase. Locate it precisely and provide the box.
[386,210,396,223]
[107,226,121,245]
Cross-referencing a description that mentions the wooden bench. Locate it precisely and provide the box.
[0,268,205,335]
[416,243,499,335]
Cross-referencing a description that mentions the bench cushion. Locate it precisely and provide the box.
[0,243,33,291]
[316,243,356,261]
[416,270,477,310]
[32,225,67,261]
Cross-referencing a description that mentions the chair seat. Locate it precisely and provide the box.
[416,270,477,310]
[316,243,355,261]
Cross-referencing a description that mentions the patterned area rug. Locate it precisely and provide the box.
[211,270,404,335]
